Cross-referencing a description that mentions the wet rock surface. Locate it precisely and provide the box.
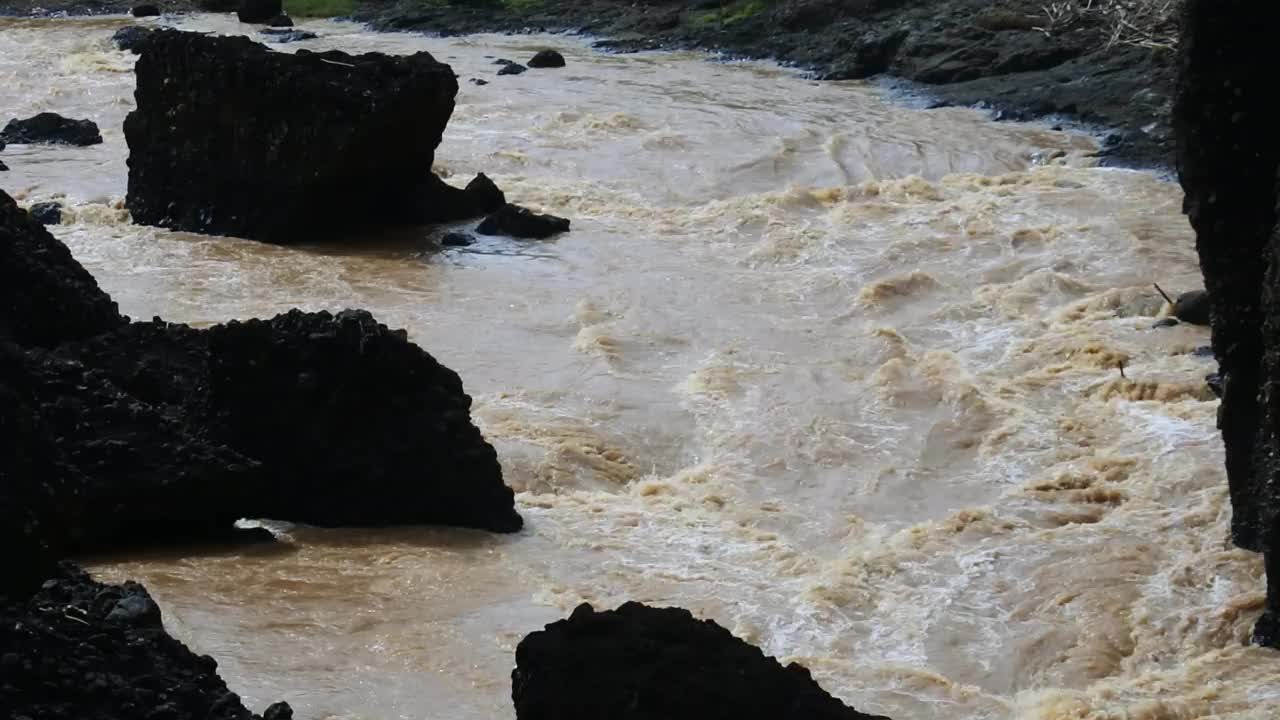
[512,602,892,720]
[112,24,154,52]
[237,0,279,23]
[1176,0,1280,647]
[498,62,527,76]
[260,27,317,42]
[125,30,472,243]
[28,201,62,225]
[1,112,103,146]
[0,563,290,720]
[477,204,570,239]
[528,49,566,68]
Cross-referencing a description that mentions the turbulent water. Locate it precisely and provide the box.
[2,13,1275,720]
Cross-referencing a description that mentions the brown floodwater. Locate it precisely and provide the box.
[1,13,1273,720]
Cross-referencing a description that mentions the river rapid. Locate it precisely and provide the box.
[0,13,1273,720]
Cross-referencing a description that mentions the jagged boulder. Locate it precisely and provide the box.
[1,113,102,146]
[1175,0,1280,647]
[0,190,123,347]
[477,204,570,239]
[125,30,484,243]
[0,563,292,720]
[512,602,892,720]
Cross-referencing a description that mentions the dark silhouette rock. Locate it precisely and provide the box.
[261,28,318,42]
[0,191,123,348]
[477,204,570,239]
[1175,0,1280,648]
[1,186,522,572]
[528,49,566,68]
[131,3,160,16]
[197,0,240,10]
[0,160,7,172]
[0,563,290,719]
[267,12,293,26]
[1,113,102,146]
[1151,317,1179,329]
[471,78,489,85]
[494,58,513,65]
[1173,289,1210,325]
[512,602,892,720]
[112,25,155,53]
[498,62,527,76]
[442,231,474,247]
[465,173,506,214]
[237,0,281,23]
[125,30,464,243]
[27,201,62,226]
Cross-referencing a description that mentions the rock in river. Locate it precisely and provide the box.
[498,62,527,76]
[237,0,281,23]
[512,602,892,720]
[125,30,483,243]
[1,113,102,146]
[477,204,570,239]
[131,3,160,16]
[28,201,62,226]
[1175,0,1280,647]
[528,49,566,68]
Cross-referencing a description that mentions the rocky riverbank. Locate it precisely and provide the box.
[0,0,1178,170]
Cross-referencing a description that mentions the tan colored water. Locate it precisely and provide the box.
[2,13,1275,720]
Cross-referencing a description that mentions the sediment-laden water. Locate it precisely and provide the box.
[1,14,1271,720]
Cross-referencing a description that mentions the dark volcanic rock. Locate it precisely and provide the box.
[238,0,282,23]
[0,563,290,720]
[512,602,891,720]
[0,160,7,172]
[1173,289,1210,326]
[28,201,62,226]
[261,28,318,42]
[477,204,570,239]
[498,62,527,76]
[1,113,103,146]
[125,30,462,243]
[528,49,566,68]
[471,78,489,85]
[0,191,123,347]
[1,186,522,570]
[131,3,160,15]
[1175,0,1280,647]
[442,231,474,247]
[112,25,154,52]
[267,12,293,26]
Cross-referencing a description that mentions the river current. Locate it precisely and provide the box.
[1,13,1273,720]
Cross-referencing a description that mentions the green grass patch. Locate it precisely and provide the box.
[689,0,769,28]
[284,0,357,17]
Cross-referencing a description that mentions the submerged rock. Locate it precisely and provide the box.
[267,13,293,26]
[28,201,62,226]
[238,0,281,23]
[471,78,489,85]
[1175,0,1280,647]
[261,28,318,42]
[1172,289,1210,325]
[125,30,474,243]
[442,231,474,247]
[112,25,154,53]
[498,62,527,76]
[513,602,892,720]
[477,204,570,239]
[0,160,7,172]
[131,3,160,16]
[1,113,102,146]
[0,563,291,720]
[528,49,566,68]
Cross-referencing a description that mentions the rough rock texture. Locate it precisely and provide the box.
[112,24,154,52]
[1,187,522,578]
[0,563,291,720]
[0,191,123,347]
[28,201,62,225]
[124,30,476,243]
[1175,0,1280,647]
[513,602,891,720]
[477,204,570,239]
[1,112,103,146]
[237,0,279,23]
[528,49,566,68]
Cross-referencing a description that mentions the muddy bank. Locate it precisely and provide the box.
[358,0,1176,169]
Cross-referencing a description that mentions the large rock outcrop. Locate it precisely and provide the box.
[0,187,521,593]
[0,563,292,720]
[512,602,891,720]
[1175,0,1280,647]
[124,30,498,243]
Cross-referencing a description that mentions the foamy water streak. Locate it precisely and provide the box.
[1,14,1272,720]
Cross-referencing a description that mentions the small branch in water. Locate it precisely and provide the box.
[1154,283,1175,305]
[319,58,355,68]
[1118,360,1127,379]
